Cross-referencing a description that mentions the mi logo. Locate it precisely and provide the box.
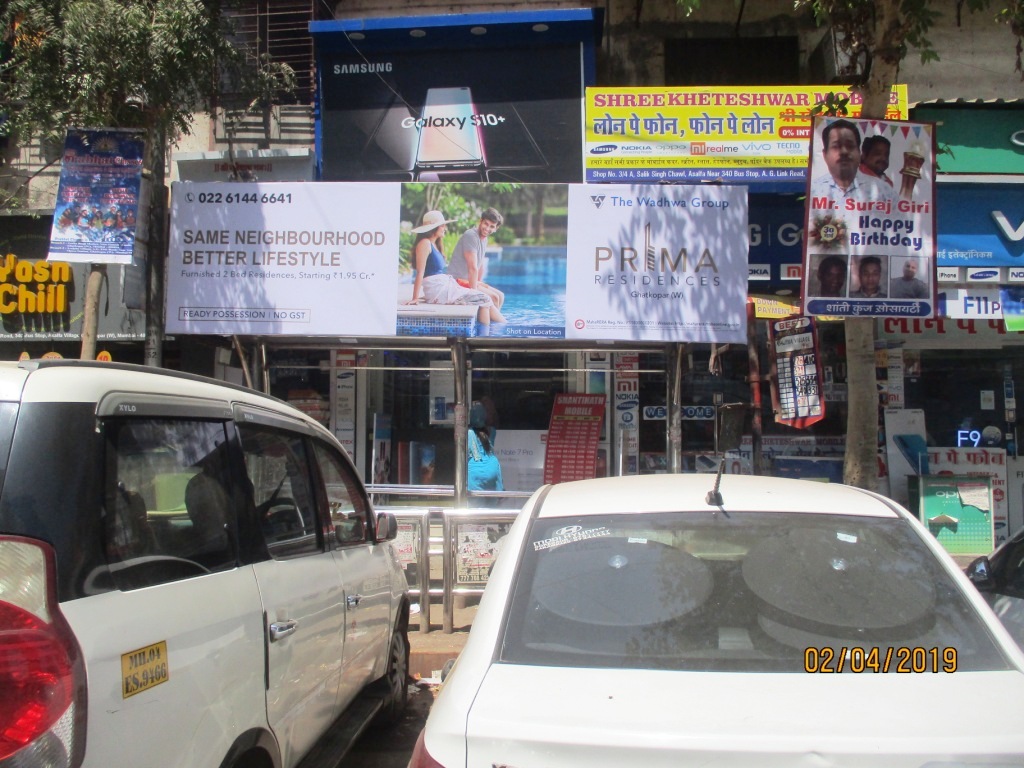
[692,142,706,155]
[591,195,606,208]
[992,211,1024,242]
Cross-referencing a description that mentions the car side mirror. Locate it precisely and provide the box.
[375,511,398,541]
[965,556,995,590]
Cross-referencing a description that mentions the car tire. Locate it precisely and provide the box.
[372,625,409,726]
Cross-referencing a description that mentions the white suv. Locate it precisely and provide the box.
[0,360,410,768]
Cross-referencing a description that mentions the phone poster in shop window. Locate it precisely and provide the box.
[770,315,824,428]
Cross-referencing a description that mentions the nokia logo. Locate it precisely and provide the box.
[332,62,393,75]
[992,211,1024,242]
[590,144,617,155]
[591,195,606,208]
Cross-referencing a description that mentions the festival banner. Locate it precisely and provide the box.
[769,315,825,428]
[565,184,748,343]
[542,394,606,484]
[584,85,908,183]
[48,129,146,264]
[802,116,937,319]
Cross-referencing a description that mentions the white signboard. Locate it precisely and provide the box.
[565,184,748,342]
[167,182,401,335]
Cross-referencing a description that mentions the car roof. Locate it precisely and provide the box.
[0,359,322,429]
[535,473,902,519]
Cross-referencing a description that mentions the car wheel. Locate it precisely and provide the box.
[373,626,409,726]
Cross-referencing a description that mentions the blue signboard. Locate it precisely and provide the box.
[937,184,1024,267]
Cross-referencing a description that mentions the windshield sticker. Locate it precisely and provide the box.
[533,526,611,551]
[836,532,858,544]
[627,536,648,544]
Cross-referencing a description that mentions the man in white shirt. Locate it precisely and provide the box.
[809,119,896,210]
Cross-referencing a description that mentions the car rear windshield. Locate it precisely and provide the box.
[499,511,1011,672]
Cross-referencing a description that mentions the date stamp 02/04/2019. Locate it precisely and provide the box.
[804,646,957,673]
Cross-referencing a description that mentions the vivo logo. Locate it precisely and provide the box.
[590,144,617,155]
[741,142,771,151]
[992,211,1024,242]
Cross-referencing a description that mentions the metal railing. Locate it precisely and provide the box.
[382,504,523,633]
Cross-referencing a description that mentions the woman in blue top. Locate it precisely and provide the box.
[405,210,506,326]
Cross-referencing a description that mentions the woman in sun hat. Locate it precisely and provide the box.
[404,210,506,325]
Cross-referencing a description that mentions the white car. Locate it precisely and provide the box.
[410,473,1024,767]
[0,360,410,768]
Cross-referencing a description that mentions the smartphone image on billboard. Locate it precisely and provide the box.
[347,90,419,179]
[414,87,485,172]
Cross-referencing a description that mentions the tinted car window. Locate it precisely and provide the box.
[312,440,368,545]
[239,424,321,559]
[104,419,237,589]
[501,512,1010,672]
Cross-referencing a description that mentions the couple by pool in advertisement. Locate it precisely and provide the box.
[404,207,507,326]
[399,201,567,339]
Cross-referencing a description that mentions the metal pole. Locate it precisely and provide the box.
[452,339,468,508]
[667,343,685,474]
[442,510,454,634]
[746,299,764,475]
[417,511,431,634]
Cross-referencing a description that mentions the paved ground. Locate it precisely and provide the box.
[341,602,476,767]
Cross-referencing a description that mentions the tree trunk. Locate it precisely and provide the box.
[79,264,106,360]
[839,0,903,490]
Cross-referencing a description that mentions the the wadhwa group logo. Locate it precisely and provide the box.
[591,195,606,208]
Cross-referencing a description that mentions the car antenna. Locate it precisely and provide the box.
[705,459,726,506]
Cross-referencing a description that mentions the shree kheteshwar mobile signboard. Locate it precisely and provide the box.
[801,116,937,319]
[166,181,749,343]
[583,85,908,183]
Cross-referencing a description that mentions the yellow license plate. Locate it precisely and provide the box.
[121,641,169,698]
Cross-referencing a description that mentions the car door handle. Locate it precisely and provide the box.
[347,594,362,607]
[269,619,298,641]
